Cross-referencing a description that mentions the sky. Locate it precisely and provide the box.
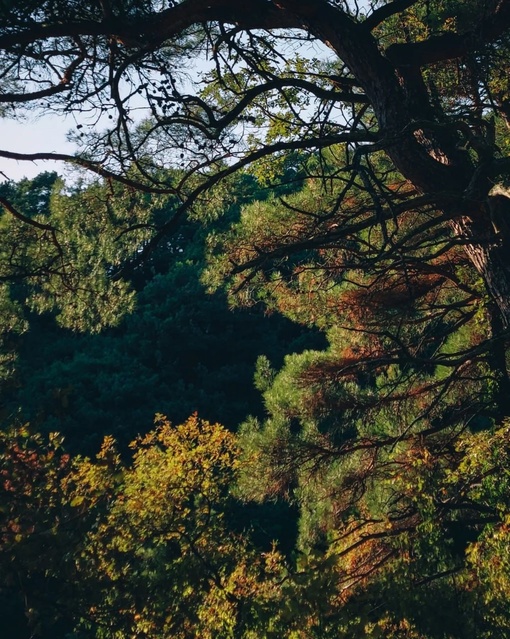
[0,115,75,183]
[0,1,362,185]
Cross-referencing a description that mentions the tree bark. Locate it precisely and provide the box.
[278,0,510,328]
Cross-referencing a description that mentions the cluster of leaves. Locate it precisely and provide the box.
[0,168,322,452]
[3,415,510,639]
[202,147,510,635]
[0,416,262,638]
[0,172,154,332]
[0,416,342,639]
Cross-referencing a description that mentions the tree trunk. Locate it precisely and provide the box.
[297,4,510,330]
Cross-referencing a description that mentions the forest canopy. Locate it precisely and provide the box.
[2,0,510,637]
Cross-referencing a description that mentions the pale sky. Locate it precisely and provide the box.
[0,114,76,182]
[0,18,341,185]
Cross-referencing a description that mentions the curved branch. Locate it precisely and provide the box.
[386,0,510,67]
[0,149,177,194]
[364,0,421,31]
[0,0,297,51]
[0,196,56,232]
[0,52,85,103]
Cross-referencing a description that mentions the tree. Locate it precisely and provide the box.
[2,0,510,633]
[203,155,510,633]
[2,2,510,339]
[0,416,322,639]
[67,414,284,639]
[0,426,85,638]
[0,171,321,453]
[0,0,509,398]
[0,0,509,321]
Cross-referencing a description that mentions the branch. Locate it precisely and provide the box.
[386,0,510,67]
[0,53,84,103]
[0,149,177,194]
[117,131,376,277]
[364,0,421,31]
[0,0,297,51]
[0,19,111,49]
[0,196,56,232]
[0,83,70,103]
[146,76,369,143]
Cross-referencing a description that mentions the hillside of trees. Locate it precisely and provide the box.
[2,0,510,637]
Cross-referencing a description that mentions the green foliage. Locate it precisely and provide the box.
[1,155,509,639]
[0,175,154,332]
[2,1,510,632]
[1,172,322,452]
[5,417,510,638]
[0,283,26,385]
[0,417,304,639]
[207,160,510,635]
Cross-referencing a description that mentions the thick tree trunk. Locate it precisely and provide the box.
[283,1,510,326]
[452,203,510,328]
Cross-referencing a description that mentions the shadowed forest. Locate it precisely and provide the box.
[2,1,510,637]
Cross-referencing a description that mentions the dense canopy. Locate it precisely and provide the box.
[2,1,510,638]
[1,0,510,332]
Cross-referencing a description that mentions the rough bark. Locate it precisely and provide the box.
[275,0,510,328]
